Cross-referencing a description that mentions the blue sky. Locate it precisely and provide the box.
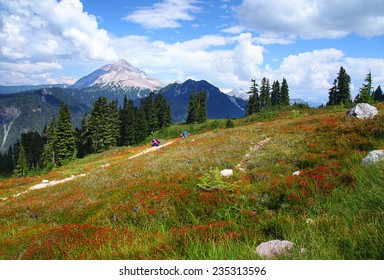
[1,0,384,103]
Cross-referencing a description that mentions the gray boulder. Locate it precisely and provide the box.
[346,103,378,119]
[255,239,294,258]
[362,150,384,166]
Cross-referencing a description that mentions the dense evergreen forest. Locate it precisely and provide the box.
[246,77,290,115]
[0,93,172,177]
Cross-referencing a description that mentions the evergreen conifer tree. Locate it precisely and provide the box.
[55,103,76,166]
[186,91,207,124]
[88,97,108,152]
[327,67,351,106]
[280,78,290,106]
[120,96,137,146]
[105,100,120,148]
[259,77,271,110]
[78,113,92,157]
[246,79,259,115]
[88,97,120,153]
[20,131,45,171]
[197,91,207,123]
[154,93,172,128]
[42,118,56,169]
[336,66,352,105]
[134,105,149,143]
[126,99,137,145]
[271,80,281,106]
[355,71,373,103]
[14,145,28,177]
[327,79,338,106]
[142,92,159,133]
[373,85,383,102]
[186,93,198,124]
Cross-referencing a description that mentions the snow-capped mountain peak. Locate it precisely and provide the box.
[223,89,249,100]
[71,59,163,90]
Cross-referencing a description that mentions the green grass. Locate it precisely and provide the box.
[0,105,383,259]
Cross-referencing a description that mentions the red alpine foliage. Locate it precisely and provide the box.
[15,224,123,259]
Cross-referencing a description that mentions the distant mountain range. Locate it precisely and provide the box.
[0,84,69,95]
[0,60,247,152]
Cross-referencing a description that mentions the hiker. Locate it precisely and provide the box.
[183,130,189,138]
[151,138,160,147]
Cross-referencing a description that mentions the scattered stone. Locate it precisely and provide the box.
[220,169,233,177]
[256,240,294,258]
[300,247,308,254]
[306,218,315,225]
[236,163,245,171]
[292,171,301,176]
[346,103,378,119]
[361,150,384,166]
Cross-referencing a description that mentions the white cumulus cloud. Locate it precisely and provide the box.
[0,0,117,85]
[124,0,201,29]
[237,0,384,39]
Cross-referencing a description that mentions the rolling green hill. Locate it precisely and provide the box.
[0,105,383,259]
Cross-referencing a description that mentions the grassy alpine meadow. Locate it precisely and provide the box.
[0,105,383,259]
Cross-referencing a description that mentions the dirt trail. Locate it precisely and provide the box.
[1,141,175,201]
[128,141,174,159]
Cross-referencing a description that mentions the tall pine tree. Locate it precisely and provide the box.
[78,113,92,157]
[327,67,351,106]
[186,91,207,124]
[42,118,56,169]
[327,79,338,106]
[246,79,259,115]
[154,93,172,128]
[271,80,281,106]
[14,145,28,177]
[55,103,76,166]
[373,85,383,102]
[280,78,290,106]
[134,105,149,143]
[87,97,120,153]
[197,91,207,123]
[142,92,159,134]
[355,71,373,104]
[120,97,137,146]
[105,100,121,148]
[259,77,271,110]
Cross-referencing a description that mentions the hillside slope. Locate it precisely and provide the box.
[0,88,89,152]
[0,106,383,259]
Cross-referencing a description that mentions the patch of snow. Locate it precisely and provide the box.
[224,89,249,100]
[228,96,245,111]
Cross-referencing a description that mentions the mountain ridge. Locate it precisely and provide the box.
[159,79,246,123]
